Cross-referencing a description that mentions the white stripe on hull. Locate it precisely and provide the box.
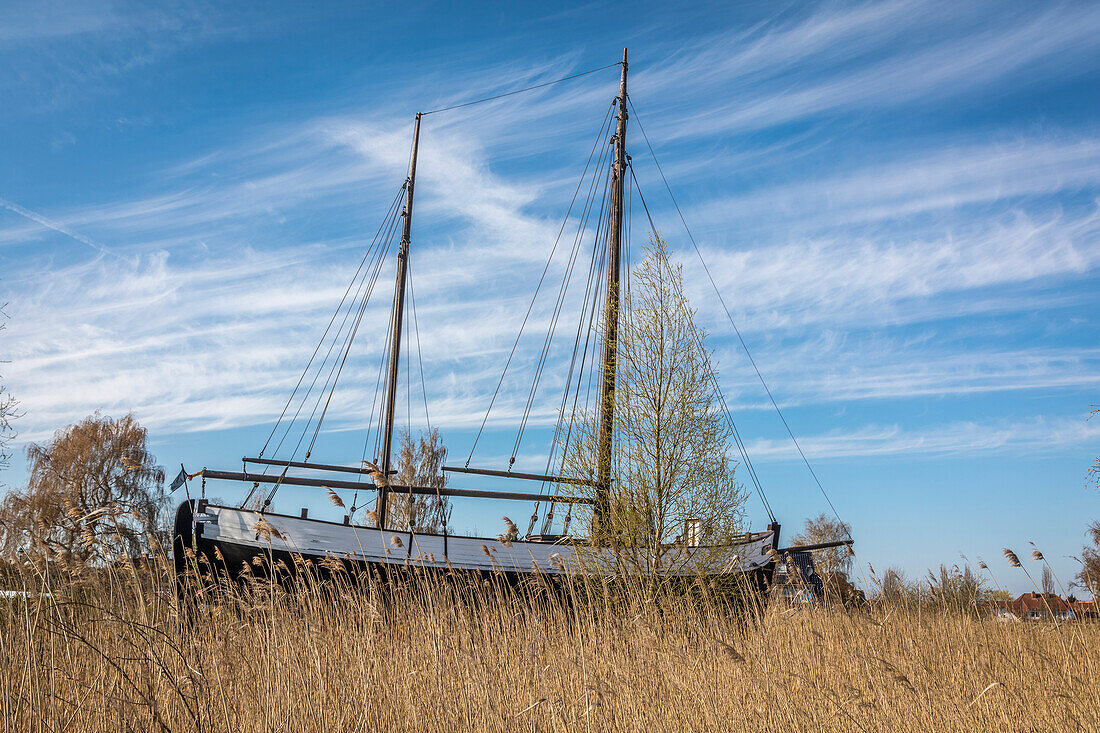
[194,504,774,576]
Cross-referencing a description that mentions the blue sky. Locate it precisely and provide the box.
[1,0,1098,595]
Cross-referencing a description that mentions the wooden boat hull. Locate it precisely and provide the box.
[173,499,777,588]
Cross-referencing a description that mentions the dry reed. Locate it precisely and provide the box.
[0,556,1097,732]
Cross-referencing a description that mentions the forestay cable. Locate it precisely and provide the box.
[628,96,848,536]
[422,62,622,116]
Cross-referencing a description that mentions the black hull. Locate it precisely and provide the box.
[172,499,777,600]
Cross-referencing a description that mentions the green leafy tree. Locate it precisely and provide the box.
[564,235,748,585]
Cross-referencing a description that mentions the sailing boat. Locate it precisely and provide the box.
[171,50,850,589]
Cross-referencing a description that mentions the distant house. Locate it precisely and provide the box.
[985,601,1020,622]
[988,593,1073,621]
[1070,600,1098,621]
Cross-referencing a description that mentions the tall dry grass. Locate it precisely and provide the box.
[1,556,1097,732]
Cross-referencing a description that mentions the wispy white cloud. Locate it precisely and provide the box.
[0,0,282,112]
[634,1,1100,139]
[680,135,1100,234]
[745,414,1100,460]
[0,0,116,42]
[682,204,1100,335]
[0,197,133,263]
[2,0,1098,467]
[714,340,1100,409]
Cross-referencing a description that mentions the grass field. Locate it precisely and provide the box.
[1,561,1097,732]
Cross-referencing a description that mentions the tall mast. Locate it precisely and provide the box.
[595,49,628,532]
[377,112,422,529]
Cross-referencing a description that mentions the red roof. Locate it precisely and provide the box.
[1012,593,1069,614]
[985,593,1075,617]
[1020,593,1068,611]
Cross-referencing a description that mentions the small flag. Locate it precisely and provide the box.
[169,467,188,493]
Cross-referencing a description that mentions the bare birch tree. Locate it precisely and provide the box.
[792,513,853,577]
[390,428,451,532]
[1074,521,1100,599]
[1089,406,1098,490]
[0,302,20,483]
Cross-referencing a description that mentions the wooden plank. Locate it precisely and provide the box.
[201,469,596,505]
[775,539,854,553]
[243,456,393,476]
[442,465,597,487]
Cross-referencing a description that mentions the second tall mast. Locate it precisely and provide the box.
[378,112,422,529]
[595,49,628,532]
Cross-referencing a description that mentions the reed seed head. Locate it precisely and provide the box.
[549,552,565,571]
[362,461,388,487]
[253,519,283,541]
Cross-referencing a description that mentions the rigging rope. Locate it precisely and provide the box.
[465,100,616,465]
[407,260,432,435]
[511,127,616,465]
[294,199,402,458]
[406,261,449,533]
[241,183,406,509]
[627,96,848,536]
[538,196,609,535]
[421,62,622,116]
[267,196,401,463]
[257,181,406,462]
[254,191,403,508]
[628,164,774,523]
[531,153,613,534]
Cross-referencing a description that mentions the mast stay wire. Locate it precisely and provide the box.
[295,198,403,460]
[355,276,398,514]
[538,196,609,535]
[257,115,418,509]
[551,130,618,465]
[304,230,395,460]
[407,261,432,436]
[264,191,402,463]
[257,199,403,507]
[407,261,448,530]
[529,146,615,534]
[464,101,616,465]
[368,298,396,462]
[257,181,406,462]
[628,164,774,523]
[241,184,405,509]
[511,119,617,466]
[421,62,622,116]
[627,96,846,535]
